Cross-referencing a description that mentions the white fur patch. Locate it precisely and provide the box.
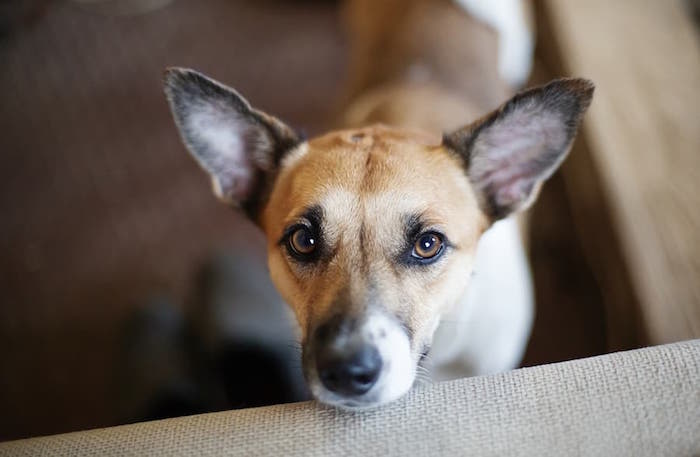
[454,0,534,87]
[280,142,310,170]
[430,217,533,379]
[363,313,415,405]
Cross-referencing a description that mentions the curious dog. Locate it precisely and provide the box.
[163,0,593,409]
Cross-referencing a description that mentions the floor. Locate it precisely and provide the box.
[0,0,605,440]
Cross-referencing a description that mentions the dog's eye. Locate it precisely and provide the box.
[412,232,444,259]
[289,226,317,257]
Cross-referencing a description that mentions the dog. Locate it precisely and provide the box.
[163,0,593,409]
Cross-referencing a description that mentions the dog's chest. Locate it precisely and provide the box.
[429,217,534,380]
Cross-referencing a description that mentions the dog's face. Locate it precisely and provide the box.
[164,68,593,408]
[262,127,487,406]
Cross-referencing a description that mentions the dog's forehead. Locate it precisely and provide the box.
[309,124,441,150]
[264,125,484,236]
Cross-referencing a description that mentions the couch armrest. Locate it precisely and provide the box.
[2,340,698,456]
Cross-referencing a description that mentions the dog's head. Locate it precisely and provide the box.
[164,68,593,408]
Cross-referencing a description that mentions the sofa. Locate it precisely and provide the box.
[2,339,698,456]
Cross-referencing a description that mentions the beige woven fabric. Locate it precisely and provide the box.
[2,340,699,457]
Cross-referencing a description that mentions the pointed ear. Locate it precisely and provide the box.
[163,67,301,219]
[444,78,594,221]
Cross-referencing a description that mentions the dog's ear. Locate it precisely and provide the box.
[444,78,594,221]
[163,67,300,219]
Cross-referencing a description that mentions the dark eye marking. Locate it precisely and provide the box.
[279,205,323,263]
[399,213,451,266]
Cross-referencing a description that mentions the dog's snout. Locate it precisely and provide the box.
[304,313,414,406]
[312,316,382,396]
[316,343,382,396]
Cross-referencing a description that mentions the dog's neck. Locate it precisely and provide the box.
[339,0,512,134]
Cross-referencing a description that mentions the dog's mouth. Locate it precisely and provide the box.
[302,313,416,409]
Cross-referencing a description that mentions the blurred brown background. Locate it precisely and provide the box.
[1,0,698,441]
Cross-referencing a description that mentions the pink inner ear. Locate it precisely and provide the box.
[469,103,569,214]
[491,175,535,210]
[215,165,256,203]
[187,104,260,203]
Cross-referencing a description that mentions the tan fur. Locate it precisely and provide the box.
[339,0,510,133]
[261,0,509,350]
[258,0,508,345]
[262,125,488,347]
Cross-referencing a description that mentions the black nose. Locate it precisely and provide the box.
[316,344,382,396]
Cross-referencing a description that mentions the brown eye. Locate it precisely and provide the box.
[412,232,443,259]
[289,226,316,256]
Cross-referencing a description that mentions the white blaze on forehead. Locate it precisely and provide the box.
[317,187,364,242]
[316,187,366,302]
[319,187,361,210]
[317,184,475,263]
[318,186,433,252]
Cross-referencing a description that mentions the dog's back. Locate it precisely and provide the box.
[340,0,531,131]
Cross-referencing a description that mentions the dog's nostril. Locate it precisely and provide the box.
[317,345,382,396]
[355,373,373,385]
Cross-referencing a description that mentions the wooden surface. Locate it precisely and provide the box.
[540,0,700,344]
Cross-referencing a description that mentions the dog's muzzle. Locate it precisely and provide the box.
[315,325,382,396]
[304,312,415,408]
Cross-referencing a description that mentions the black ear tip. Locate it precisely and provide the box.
[163,67,199,93]
[549,77,595,107]
[566,78,595,102]
[162,67,219,94]
[548,77,595,92]
[161,67,251,113]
